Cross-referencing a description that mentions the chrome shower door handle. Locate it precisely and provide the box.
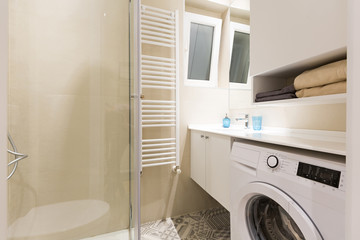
[7,134,28,180]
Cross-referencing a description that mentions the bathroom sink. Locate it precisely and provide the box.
[229,127,264,136]
[201,125,263,136]
[188,123,346,156]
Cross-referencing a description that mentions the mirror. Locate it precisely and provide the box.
[229,22,250,89]
[229,4,251,109]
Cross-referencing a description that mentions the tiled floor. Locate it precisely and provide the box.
[141,207,230,240]
[82,207,230,240]
[141,218,180,240]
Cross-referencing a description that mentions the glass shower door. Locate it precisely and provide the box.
[7,1,135,239]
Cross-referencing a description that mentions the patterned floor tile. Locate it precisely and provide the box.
[141,218,181,240]
[141,207,230,240]
[171,207,230,240]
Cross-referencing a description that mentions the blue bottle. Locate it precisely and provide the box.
[223,114,230,128]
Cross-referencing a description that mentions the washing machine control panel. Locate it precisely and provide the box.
[262,152,345,191]
[296,162,341,188]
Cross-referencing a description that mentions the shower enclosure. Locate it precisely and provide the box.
[1,0,140,239]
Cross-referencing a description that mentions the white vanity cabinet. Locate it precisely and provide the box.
[190,130,231,210]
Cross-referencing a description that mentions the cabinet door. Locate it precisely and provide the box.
[190,130,206,189]
[206,133,231,210]
[250,0,346,76]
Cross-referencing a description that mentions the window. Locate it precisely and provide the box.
[229,22,250,89]
[184,12,222,87]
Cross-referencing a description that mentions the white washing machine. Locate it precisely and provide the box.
[230,139,345,240]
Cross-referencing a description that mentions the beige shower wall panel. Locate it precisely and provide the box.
[8,0,130,239]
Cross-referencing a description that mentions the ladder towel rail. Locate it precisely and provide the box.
[139,4,180,173]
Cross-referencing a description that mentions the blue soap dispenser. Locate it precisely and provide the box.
[223,114,230,128]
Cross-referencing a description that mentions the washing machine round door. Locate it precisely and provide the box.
[235,182,323,240]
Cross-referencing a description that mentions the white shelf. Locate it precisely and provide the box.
[253,93,347,107]
[252,48,347,106]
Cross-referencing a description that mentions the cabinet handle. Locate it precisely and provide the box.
[205,136,209,139]
[201,135,204,138]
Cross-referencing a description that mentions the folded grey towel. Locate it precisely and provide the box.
[255,93,297,102]
[256,84,296,99]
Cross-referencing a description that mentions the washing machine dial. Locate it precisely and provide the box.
[267,155,279,168]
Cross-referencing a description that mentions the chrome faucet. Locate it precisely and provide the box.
[235,114,249,129]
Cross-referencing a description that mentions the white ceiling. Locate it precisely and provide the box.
[209,0,250,11]
[185,0,250,20]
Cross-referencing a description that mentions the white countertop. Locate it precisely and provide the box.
[188,124,346,156]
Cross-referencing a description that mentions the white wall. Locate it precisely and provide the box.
[346,0,360,238]
[230,103,346,131]
[0,0,8,239]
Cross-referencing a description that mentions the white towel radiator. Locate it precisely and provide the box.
[138,4,180,174]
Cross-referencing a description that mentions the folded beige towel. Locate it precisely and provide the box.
[294,59,347,90]
[296,80,346,98]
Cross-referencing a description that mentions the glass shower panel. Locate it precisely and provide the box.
[7,1,134,240]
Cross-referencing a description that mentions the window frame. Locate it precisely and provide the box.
[229,22,251,90]
[184,12,222,87]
